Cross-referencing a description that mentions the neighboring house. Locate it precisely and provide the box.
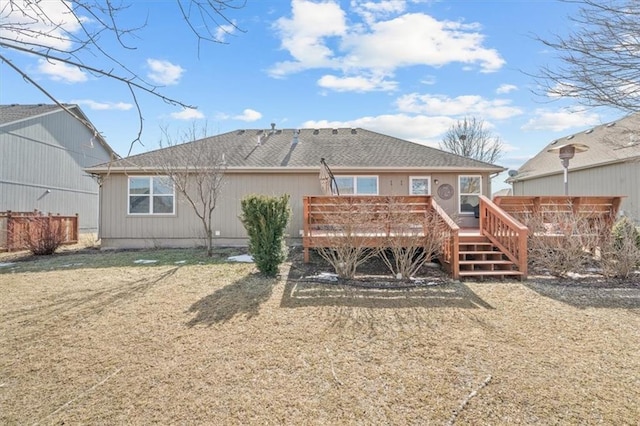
[509,113,640,221]
[0,104,117,233]
[86,127,504,249]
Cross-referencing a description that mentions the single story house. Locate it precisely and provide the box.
[1,104,117,233]
[508,113,640,221]
[86,127,505,249]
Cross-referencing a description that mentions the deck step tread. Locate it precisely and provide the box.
[458,270,524,276]
[459,260,515,265]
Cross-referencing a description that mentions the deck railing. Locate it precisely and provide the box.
[492,196,623,226]
[0,210,79,252]
[430,198,460,279]
[302,195,457,266]
[479,195,529,277]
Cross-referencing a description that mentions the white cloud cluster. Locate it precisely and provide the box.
[215,21,237,42]
[303,114,456,146]
[171,108,205,120]
[396,93,523,120]
[521,109,602,132]
[318,74,397,92]
[146,59,185,85]
[233,109,263,122]
[0,0,82,51]
[37,59,87,83]
[71,99,133,110]
[270,0,505,92]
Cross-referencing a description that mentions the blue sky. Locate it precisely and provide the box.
[0,0,622,189]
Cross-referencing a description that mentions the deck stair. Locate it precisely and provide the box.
[457,233,524,280]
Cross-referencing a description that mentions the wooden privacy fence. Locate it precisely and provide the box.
[493,196,623,235]
[0,210,79,252]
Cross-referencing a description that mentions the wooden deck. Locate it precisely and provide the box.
[302,195,623,280]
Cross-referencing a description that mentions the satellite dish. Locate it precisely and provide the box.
[508,169,518,177]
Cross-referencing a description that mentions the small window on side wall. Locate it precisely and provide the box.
[128,176,175,215]
[459,175,481,214]
[409,176,430,195]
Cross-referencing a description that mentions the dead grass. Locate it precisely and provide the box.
[0,248,639,424]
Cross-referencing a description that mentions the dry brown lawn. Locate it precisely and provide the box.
[1,249,639,424]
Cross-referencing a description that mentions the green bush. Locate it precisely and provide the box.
[240,194,291,277]
[611,216,640,250]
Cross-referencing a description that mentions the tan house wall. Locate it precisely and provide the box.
[99,170,493,249]
[512,161,638,220]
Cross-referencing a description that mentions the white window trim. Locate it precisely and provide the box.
[334,175,379,195]
[458,175,482,215]
[128,176,176,215]
[409,176,431,195]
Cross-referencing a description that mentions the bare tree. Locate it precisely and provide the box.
[159,124,226,256]
[378,197,445,280]
[440,117,503,164]
[535,0,640,112]
[0,0,245,153]
[313,197,382,279]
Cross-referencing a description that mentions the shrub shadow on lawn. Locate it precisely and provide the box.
[283,248,493,310]
[525,279,640,310]
[186,273,276,326]
[281,272,493,311]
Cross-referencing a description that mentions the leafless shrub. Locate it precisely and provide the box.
[600,217,640,279]
[22,217,66,255]
[378,199,445,280]
[526,207,608,277]
[314,198,383,279]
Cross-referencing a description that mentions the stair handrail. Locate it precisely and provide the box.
[479,195,528,278]
[430,198,460,279]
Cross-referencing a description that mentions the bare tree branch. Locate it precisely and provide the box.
[534,0,640,112]
[0,0,246,150]
[440,117,503,164]
[158,124,226,256]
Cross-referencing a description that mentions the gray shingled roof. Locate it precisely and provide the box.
[0,104,66,126]
[1,103,119,158]
[88,128,504,172]
[513,113,640,182]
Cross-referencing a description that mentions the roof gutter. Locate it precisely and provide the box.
[512,156,640,182]
[85,165,506,174]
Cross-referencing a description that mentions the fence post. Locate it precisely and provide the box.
[6,210,13,251]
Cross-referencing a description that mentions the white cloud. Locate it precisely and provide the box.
[270,0,347,77]
[270,4,505,82]
[233,109,262,122]
[215,21,237,42]
[303,114,456,146]
[342,14,504,73]
[521,109,602,132]
[170,108,205,120]
[0,1,82,51]
[146,59,185,85]
[351,0,407,24]
[496,84,517,94]
[37,59,87,83]
[396,93,523,120]
[317,74,398,92]
[71,99,133,110]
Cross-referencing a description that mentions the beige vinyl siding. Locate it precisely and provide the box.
[512,161,638,220]
[99,170,494,249]
[99,172,324,248]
